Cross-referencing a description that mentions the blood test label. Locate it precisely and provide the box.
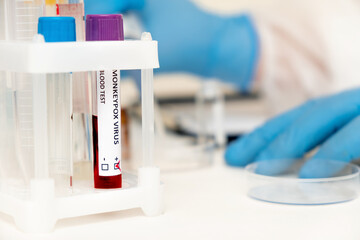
[97,70,121,177]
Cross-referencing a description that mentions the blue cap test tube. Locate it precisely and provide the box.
[37,17,76,192]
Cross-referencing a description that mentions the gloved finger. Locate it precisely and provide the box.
[84,0,144,15]
[225,100,314,167]
[300,116,360,178]
[255,89,360,175]
[254,158,296,176]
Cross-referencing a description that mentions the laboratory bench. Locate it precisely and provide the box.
[1,149,360,240]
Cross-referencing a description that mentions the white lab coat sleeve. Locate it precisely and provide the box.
[251,0,360,113]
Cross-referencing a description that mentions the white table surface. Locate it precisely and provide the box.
[1,150,360,240]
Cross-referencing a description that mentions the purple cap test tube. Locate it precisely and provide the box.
[86,14,124,41]
[86,14,125,189]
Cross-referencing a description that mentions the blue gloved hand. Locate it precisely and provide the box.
[225,88,360,178]
[84,0,259,91]
[84,0,145,15]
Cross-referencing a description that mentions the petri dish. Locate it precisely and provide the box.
[245,159,360,205]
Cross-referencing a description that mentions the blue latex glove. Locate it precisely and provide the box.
[84,0,145,15]
[84,0,259,91]
[225,88,360,178]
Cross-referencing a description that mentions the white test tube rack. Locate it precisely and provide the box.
[0,33,163,233]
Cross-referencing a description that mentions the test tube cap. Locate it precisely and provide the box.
[86,14,124,41]
[38,17,76,42]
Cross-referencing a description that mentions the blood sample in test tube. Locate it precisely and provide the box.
[86,14,124,189]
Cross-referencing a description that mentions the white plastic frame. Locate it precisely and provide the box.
[0,33,162,233]
[0,40,159,73]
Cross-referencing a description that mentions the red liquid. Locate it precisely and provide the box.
[92,115,122,189]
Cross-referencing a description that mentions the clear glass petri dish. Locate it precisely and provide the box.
[245,159,360,205]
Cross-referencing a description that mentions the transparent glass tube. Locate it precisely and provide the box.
[14,73,36,182]
[196,81,225,147]
[57,1,85,41]
[4,0,44,185]
[56,2,89,180]
[44,0,57,16]
[6,0,44,41]
[72,72,92,181]
[0,72,17,182]
[0,0,5,40]
[47,73,73,192]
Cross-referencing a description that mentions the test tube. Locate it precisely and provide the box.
[56,0,92,180]
[57,0,85,41]
[0,71,17,181]
[3,0,45,184]
[44,0,57,16]
[196,81,226,147]
[5,0,44,40]
[0,0,5,40]
[38,17,76,191]
[86,14,124,189]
